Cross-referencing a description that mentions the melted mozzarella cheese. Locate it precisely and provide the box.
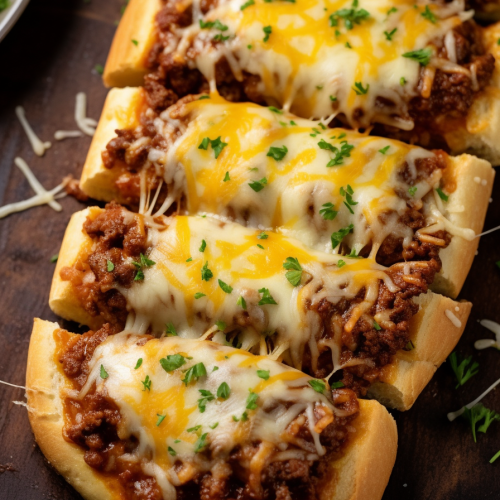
[119,214,398,370]
[171,0,467,125]
[149,95,447,254]
[79,333,337,499]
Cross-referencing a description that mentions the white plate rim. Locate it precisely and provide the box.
[0,0,31,43]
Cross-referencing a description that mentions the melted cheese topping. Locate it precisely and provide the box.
[80,333,338,499]
[172,0,469,126]
[148,95,449,254]
[119,213,401,371]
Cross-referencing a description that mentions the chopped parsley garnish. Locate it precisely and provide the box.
[107,260,114,272]
[449,352,479,388]
[257,232,268,239]
[165,323,178,337]
[160,354,187,372]
[400,77,407,86]
[213,34,230,42]
[100,365,109,379]
[249,177,268,192]
[329,3,370,30]
[408,186,417,196]
[194,292,206,299]
[379,145,390,154]
[187,425,201,433]
[210,422,219,429]
[491,449,500,463]
[223,171,230,182]
[331,381,345,389]
[283,257,303,287]
[308,379,326,394]
[290,120,297,126]
[198,136,228,158]
[340,184,358,214]
[318,138,336,152]
[337,259,346,268]
[215,320,226,331]
[198,95,210,100]
[183,362,207,386]
[331,224,354,250]
[330,95,337,102]
[403,48,432,66]
[268,106,283,114]
[384,28,397,41]
[346,248,362,258]
[246,391,259,410]
[199,19,228,31]
[263,25,272,42]
[132,253,156,280]
[405,340,415,351]
[436,187,449,202]
[319,202,338,221]
[345,41,352,49]
[199,239,207,252]
[168,446,177,456]
[186,257,193,262]
[257,244,264,249]
[373,321,382,331]
[141,375,152,391]
[237,296,247,310]
[257,369,270,380]
[198,389,215,412]
[194,433,208,453]
[421,5,437,24]
[94,64,104,75]
[462,404,500,442]
[386,7,397,16]
[131,39,138,46]
[326,141,354,167]
[218,279,233,294]
[258,288,277,305]
[241,0,255,9]
[353,81,369,95]
[50,254,59,263]
[156,414,166,426]
[201,261,213,281]
[134,358,143,369]
[217,382,231,399]
[267,145,288,161]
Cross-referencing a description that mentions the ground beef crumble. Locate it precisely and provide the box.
[58,329,359,500]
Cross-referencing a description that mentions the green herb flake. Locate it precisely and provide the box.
[246,391,259,410]
[217,381,231,399]
[198,95,210,100]
[241,0,255,9]
[187,425,201,433]
[400,76,407,86]
[50,254,59,263]
[168,446,177,456]
[421,5,437,23]
[257,369,270,380]
[201,261,213,281]
[353,81,369,95]
[237,295,247,310]
[267,145,288,161]
[257,232,268,240]
[165,323,178,337]
[263,25,272,42]
[197,389,215,412]
[408,186,417,196]
[249,177,268,192]
[436,187,449,202]
[194,433,208,453]
[131,39,138,46]
[210,422,219,429]
[258,287,277,305]
[257,244,264,249]
[283,257,303,287]
[134,358,143,370]
[218,279,233,294]
[215,320,226,331]
[100,365,109,379]
[402,48,432,66]
[405,340,415,351]
[156,414,166,426]
[141,375,152,391]
[449,352,479,388]
[223,171,230,182]
[329,4,370,30]
[330,95,337,102]
[199,239,207,252]
[106,260,115,272]
[378,145,390,154]
[319,202,338,221]
[331,224,354,250]
[384,28,397,41]
[331,381,345,389]
[308,379,326,394]
[183,363,207,386]
[268,106,283,114]
[94,64,104,75]
[462,403,500,442]
[160,354,187,372]
[194,292,206,299]
[373,321,382,331]
[337,259,346,268]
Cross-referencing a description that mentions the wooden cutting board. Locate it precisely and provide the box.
[0,1,499,498]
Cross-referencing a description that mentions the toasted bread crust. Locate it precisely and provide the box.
[103,0,161,88]
[26,319,397,500]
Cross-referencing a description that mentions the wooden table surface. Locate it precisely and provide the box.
[0,1,499,498]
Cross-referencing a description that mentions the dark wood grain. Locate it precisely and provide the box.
[0,2,499,498]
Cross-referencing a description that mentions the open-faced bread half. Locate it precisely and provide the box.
[27,318,398,500]
[103,0,500,162]
[49,206,471,410]
[80,89,494,299]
